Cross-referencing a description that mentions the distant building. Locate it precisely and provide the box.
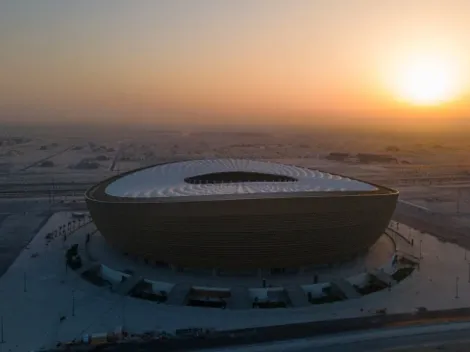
[325,152,350,161]
[356,153,398,164]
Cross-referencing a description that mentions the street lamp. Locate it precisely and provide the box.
[468,262,470,283]
[72,289,75,316]
[1,315,4,344]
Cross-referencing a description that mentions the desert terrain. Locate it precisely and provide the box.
[1,122,470,351]
[1,123,469,209]
[1,122,470,248]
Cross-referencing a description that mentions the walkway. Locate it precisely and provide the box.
[0,211,52,276]
[1,212,470,351]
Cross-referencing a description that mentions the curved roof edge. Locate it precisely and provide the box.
[85,159,399,204]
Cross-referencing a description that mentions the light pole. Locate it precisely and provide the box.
[52,177,55,204]
[456,276,460,299]
[65,253,68,277]
[468,262,470,283]
[72,289,75,316]
[1,315,4,344]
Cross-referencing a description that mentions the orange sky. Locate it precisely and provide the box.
[1,0,470,126]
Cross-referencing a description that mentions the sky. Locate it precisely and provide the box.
[1,0,470,127]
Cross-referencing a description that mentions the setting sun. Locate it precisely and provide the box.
[389,53,461,106]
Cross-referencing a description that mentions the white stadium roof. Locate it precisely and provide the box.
[105,159,377,198]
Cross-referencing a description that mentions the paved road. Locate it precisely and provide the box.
[44,308,470,352]
[198,323,470,351]
[19,145,74,171]
[46,321,470,352]
[0,198,55,214]
[2,172,470,198]
[0,198,86,213]
[0,211,52,276]
[0,198,87,277]
[393,200,470,249]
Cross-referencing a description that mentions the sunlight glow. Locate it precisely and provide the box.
[390,53,460,106]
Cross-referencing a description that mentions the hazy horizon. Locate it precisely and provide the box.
[2,0,470,127]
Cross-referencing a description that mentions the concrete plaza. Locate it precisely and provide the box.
[0,212,469,351]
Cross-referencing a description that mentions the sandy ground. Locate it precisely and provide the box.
[2,123,470,240]
[1,124,470,350]
[0,213,465,351]
[0,124,469,185]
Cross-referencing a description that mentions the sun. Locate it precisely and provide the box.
[389,53,460,106]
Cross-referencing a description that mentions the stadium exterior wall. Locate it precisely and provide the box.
[85,163,398,270]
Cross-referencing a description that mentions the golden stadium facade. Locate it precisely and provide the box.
[85,159,398,271]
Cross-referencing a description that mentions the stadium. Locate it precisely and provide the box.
[85,159,398,273]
